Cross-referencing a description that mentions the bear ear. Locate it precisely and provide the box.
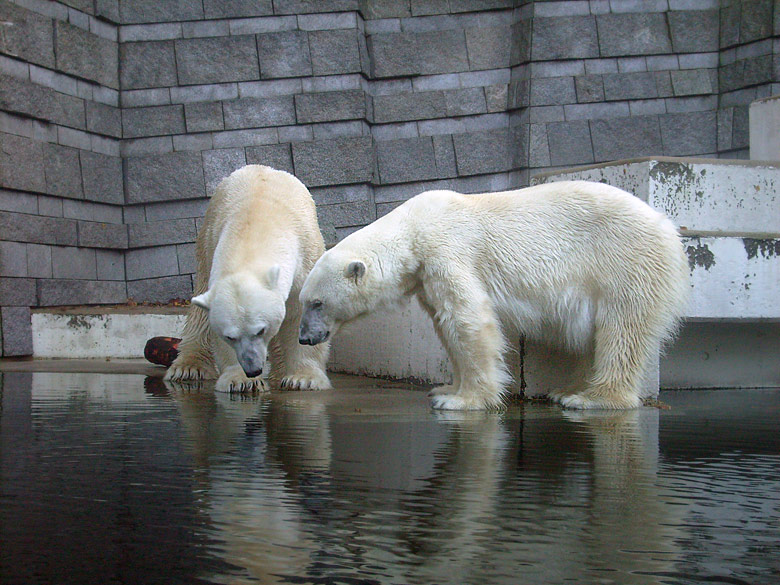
[191,290,212,311]
[265,265,281,290]
[345,260,366,282]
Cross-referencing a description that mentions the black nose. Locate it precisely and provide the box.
[245,368,263,378]
[299,335,315,346]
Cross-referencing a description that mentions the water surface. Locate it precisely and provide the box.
[1,371,778,585]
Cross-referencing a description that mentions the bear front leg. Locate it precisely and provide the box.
[213,337,266,393]
[165,304,217,382]
[423,279,510,411]
[271,308,332,391]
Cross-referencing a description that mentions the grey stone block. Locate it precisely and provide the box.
[528,123,551,168]
[465,25,511,71]
[257,31,312,79]
[738,0,772,44]
[654,70,674,98]
[0,133,45,193]
[530,77,576,107]
[670,69,714,96]
[590,115,662,162]
[121,136,174,156]
[292,137,374,187]
[432,135,457,178]
[228,15,297,35]
[309,29,362,76]
[128,218,196,248]
[0,211,77,246]
[444,88,487,117]
[669,10,719,53]
[245,144,294,174]
[122,88,172,108]
[453,128,513,176]
[96,249,124,280]
[122,105,185,138]
[120,41,177,90]
[182,20,230,39]
[359,0,410,18]
[78,221,129,249]
[0,277,36,305]
[212,128,276,149]
[0,74,85,133]
[86,102,122,138]
[532,16,599,61]
[177,243,197,274]
[171,83,238,104]
[125,245,179,280]
[312,121,367,141]
[26,244,52,278]
[54,20,118,89]
[96,0,120,22]
[126,275,192,302]
[376,137,438,184]
[144,198,209,222]
[204,0,272,18]
[42,144,83,199]
[603,72,658,101]
[0,240,26,277]
[80,151,124,205]
[547,120,594,167]
[185,102,224,133]
[202,148,247,195]
[575,75,605,103]
[368,30,468,78]
[485,84,508,112]
[51,246,97,279]
[295,90,365,124]
[37,196,64,218]
[372,92,447,124]
[125,151,206,203]
[448,0,512,12]
[173,133,213,152]
[37,278,127,306]
[176,36,259,85]
[63,198,123,224]
[316,201,374,229]
[223,96,295,129]
[1,306,32,356]
[273,0,357,15]
[120,0,204,24]
[659,111,717,156]
[0,0,55,69]
[0,189,38,215]
[597,13,672,57]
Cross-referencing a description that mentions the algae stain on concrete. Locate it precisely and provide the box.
[743,238,780,260]
[67,315,93,330]
[685,240,716,271]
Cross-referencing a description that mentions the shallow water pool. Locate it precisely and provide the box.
[1,370,779,585]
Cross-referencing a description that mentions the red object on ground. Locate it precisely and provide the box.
[144,336,181,366]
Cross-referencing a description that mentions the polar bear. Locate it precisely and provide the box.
[298,181,688,410]
[165,165,331,393]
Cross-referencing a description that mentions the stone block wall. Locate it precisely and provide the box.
[0,0,778,356]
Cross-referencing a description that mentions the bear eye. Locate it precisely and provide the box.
[311,300,323,310]
[224,335,237,342]
[255,327,265,337]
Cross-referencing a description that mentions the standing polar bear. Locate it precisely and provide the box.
[299,181,688,410]
[166,165,331,393]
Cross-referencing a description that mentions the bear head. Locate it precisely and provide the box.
[298,248,380,346]
[192,266,285,378]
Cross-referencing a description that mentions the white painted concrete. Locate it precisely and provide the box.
[32,308,187,359]
[750,95,780,161]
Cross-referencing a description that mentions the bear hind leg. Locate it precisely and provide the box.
[561,312,655,410]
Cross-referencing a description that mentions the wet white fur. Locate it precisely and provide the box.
[165,165,331,393]
[300,181,688,410]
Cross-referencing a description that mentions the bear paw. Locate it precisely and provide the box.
[558,393,641,410]
[165,357,217,382]
[430,393,485,411]
[428,385,456,397]
[215,366,267,393]
[280,369,332,391]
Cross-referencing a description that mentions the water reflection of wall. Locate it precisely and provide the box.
[168,381,687,584]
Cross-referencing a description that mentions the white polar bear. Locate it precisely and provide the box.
[298,181,688,410]
[166,165,331,393]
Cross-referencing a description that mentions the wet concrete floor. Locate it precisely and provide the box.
[1,361,779,585]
